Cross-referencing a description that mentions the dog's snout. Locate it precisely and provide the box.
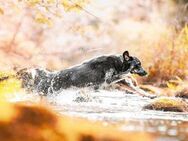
[134,67,147,76]
[140,70,147,76]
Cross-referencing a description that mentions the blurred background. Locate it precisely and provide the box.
[0,0,188,86]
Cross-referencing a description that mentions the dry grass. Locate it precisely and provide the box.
[140,26,188,86]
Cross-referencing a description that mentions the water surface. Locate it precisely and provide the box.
[10,88,188,141]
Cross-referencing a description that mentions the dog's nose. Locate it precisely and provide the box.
[142,71,147,76]
[139,70,147,76]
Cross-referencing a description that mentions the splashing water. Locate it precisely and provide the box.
[9,88,188,140]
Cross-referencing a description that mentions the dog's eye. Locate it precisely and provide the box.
[134,65,140,69]
[135,61,141,65]
[129,57,133,61]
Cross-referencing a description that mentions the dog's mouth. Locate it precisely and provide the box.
[138,71,147,76]
[130,69,147,76]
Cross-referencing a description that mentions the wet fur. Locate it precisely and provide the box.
[17,51,147,95]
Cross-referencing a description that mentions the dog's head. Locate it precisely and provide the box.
[122,51,147,76]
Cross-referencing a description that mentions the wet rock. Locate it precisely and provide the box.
[175,88,188,99]
[143,97,188,112]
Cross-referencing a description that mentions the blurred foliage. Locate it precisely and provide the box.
[144,26,188,86]
[0,7,4,15]
[166,76,182,90]
[35,12,53,26]
[170,0,188,29]
[61,0,90,12]
[172,0,188,4]
[0,102,155,141]
[0,0,90,26]
[0,71,21,99]
[0,101,15,122]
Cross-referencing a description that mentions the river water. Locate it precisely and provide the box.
[10,88,188,141]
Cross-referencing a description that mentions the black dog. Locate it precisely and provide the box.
[17,51,147,94]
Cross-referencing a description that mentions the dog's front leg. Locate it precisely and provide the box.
[106,68,133,84]
[105,69,121,84]
[106,75,122,84]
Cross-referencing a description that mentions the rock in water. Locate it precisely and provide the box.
[175,88,188,99]
[143,97,188,112]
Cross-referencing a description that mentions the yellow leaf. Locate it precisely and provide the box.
[47,0,55,4]
[0,71,22,99]
[61,0,89,12]
[35,13,53,26]
[0,78,21,98]
[0,102,16,122]
[166,81,176,89]
[27,0,41,6]
[174,76,182,82]
[0,7,4,15]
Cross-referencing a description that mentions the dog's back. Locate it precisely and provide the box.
[51,55,123,91]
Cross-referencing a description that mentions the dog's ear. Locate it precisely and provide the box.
[123,51,130,61]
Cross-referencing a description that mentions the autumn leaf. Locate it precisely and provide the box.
[61,0,89,12]
[47,0,55,4]
[0,101,15,122]
[26,0,41,6]
[166,82,177,90]
[0,71,22,99]
[35,12,53,26]
[0,7,4,15]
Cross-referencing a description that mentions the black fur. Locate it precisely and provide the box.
[17,51,147,94]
